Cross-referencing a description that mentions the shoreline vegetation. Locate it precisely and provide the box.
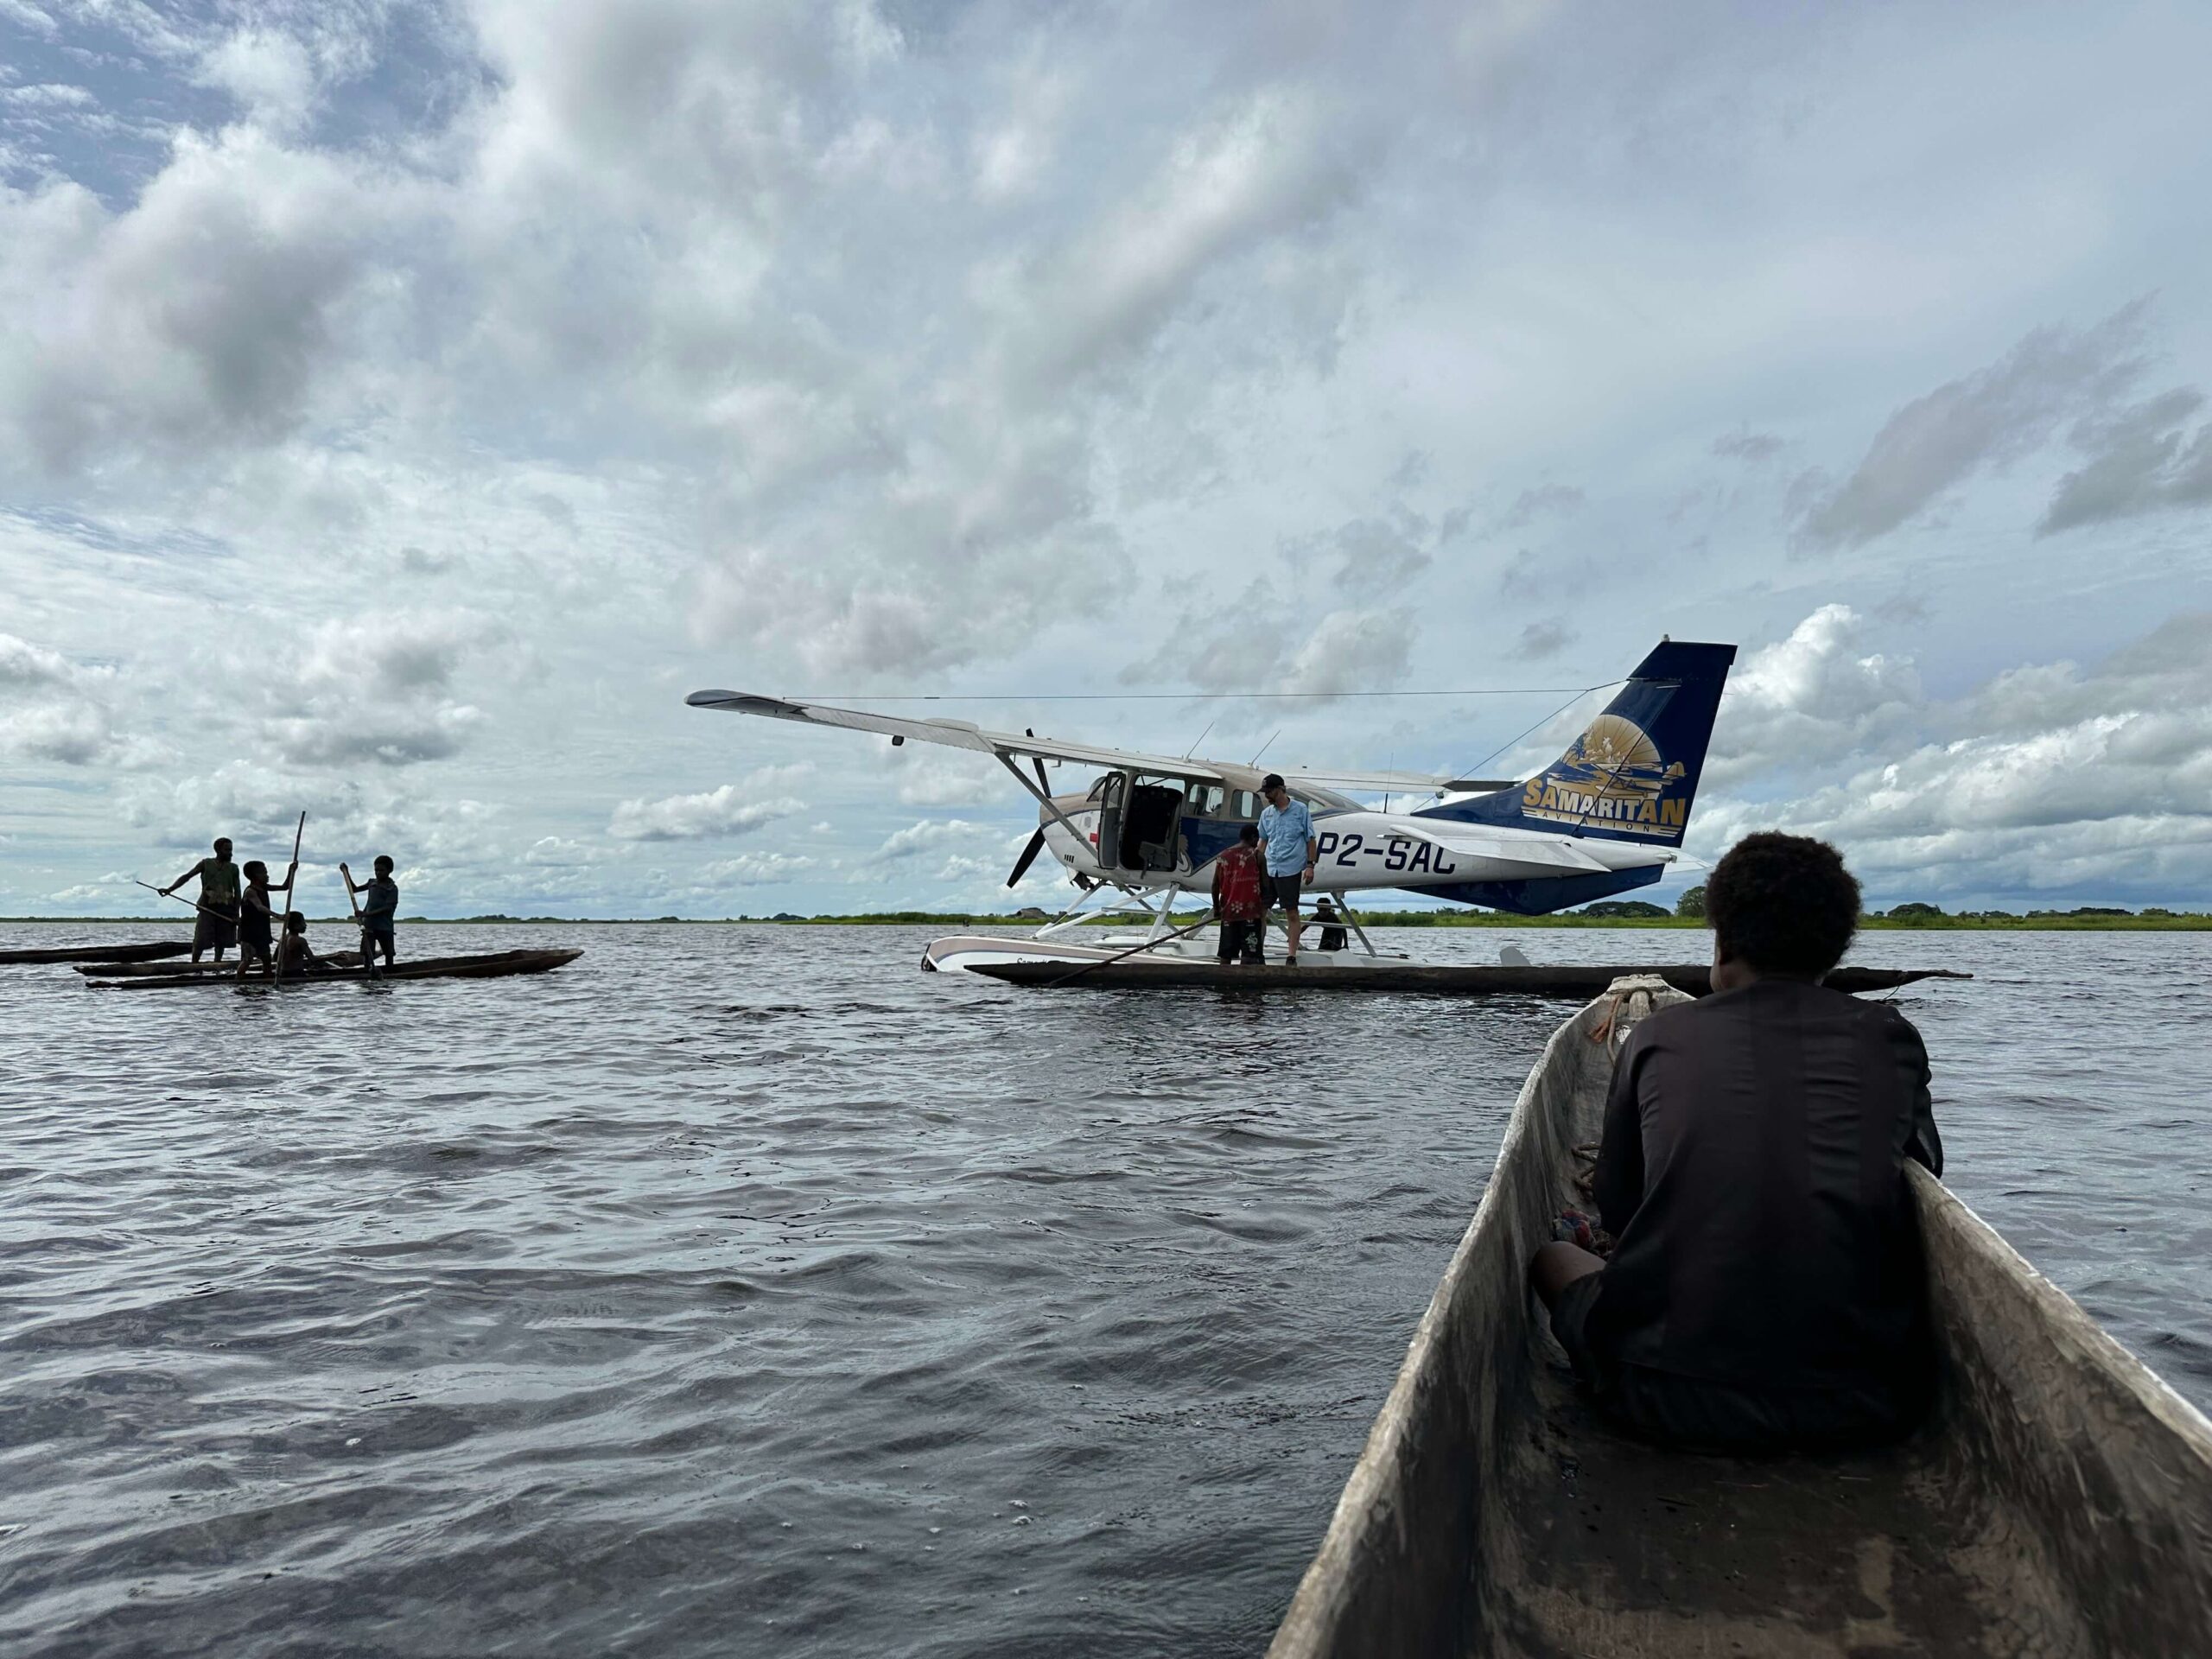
[9,907,2209,931]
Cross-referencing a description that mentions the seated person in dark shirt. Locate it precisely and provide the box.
[1312,899,1348,952]
[1529,831,1942,1453]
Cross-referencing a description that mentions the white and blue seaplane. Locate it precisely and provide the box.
[688,639,1735,974]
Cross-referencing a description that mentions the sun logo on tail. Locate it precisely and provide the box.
[1520,715,1690,835]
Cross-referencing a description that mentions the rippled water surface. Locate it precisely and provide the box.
[3,922,2207,1656]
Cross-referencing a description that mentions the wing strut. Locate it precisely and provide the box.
[995,753,1093,885]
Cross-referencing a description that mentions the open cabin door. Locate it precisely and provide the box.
[1094,771,1194,876]
[1121,773,1189,874]
[1096,772,1127,872]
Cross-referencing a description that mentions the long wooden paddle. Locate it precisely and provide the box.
[263,811,304,978]
[281,812,305,905]
[1041,908,1218,988]
[339,861,376,979]
[136,879,228,922]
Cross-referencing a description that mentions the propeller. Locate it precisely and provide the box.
[1007,728,1054,887]
[1007,828,1047,888]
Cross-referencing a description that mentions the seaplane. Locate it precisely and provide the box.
[686,639,1735,974]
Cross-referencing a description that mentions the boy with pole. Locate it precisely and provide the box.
[342,855,400,976]
[238,813,306,980]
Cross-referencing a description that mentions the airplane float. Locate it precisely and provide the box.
[687,639,1735,973]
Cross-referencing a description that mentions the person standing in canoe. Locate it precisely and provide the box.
[1529,832,1942,1453]
[161,836,242,963]
[1256,774,1318,966]
[343,855,400,974]
[1211,823,1267,966]
[235,857,299,979]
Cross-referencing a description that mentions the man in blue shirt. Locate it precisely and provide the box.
[1256,773,1319,964]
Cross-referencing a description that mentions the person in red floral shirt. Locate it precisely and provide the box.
[1211,824,1267,965]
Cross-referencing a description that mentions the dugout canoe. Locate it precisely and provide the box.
[75,949,365,977]
[972,960,1971,997]
[86,948,582,989]
[1270,978,2212,1659]
[0,939,192,966]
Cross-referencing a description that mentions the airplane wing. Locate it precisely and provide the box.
[1386,819,1652,874]
[685,690,1243,782]
[1281,766,1516,794]
[687,690,1518,795]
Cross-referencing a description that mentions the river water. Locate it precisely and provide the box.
[2,922,2206,1656]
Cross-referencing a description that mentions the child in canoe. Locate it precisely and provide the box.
[237,858,298,979]
[276,912,334,977]
[343,855,400,974]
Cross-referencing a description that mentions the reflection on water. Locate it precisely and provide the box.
[2,923,2206,1656]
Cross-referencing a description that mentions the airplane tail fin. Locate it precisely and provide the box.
[1418,639,1737,845]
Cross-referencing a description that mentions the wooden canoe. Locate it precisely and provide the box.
[75,950,365,976]
[0,939,192,965]
[85,948,582,988]
[1269,978,2212,1658]
[973,960,1971,997]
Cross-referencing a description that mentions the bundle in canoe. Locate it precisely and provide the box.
[973,960,1970,997]
[1270,980,2212,1659]
[0,939,191,966]
[86,947,582,989]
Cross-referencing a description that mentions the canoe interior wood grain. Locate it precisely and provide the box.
[1268,980,2212,1658]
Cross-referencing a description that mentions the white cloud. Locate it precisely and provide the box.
[3,83,92,111]
[1124,579,1417,701]
[0,698,111,764]
[0,128,395,473]
[1704,605,1922,786]
[0,2,58,40]
[880,745,1007,807]
[609,772,806,841]
[0,629,116,763]
[257,611,503,768]
[1495,484,1586,531]
[0,630,95,690]
[2039,388,2212,535]
[699,851,816,886]
[3,3,2212,914]
[1688,608,2212,904]
[1793,302,2154,550]
[195,29,318,134]
[996,85,1365,391]
[868,817,998,864]
[522,836,604,867]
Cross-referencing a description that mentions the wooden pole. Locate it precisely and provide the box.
[1042,908,1217,988]
[339,861,374,979]
[266,812,304,978]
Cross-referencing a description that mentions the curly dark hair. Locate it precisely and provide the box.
[1706,832,1861,976]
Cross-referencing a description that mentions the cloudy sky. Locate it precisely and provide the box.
[3,0,2209,919]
